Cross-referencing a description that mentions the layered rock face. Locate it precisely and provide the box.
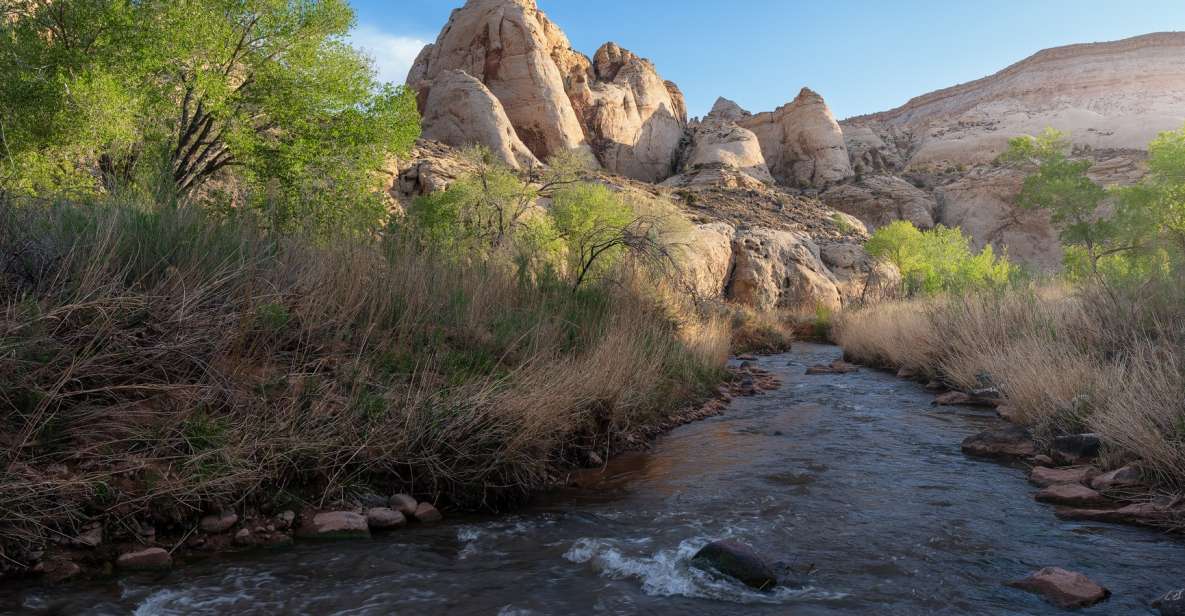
[845,33,1185,168]
[822,175,936,230]
[836,32,1185,271]
[738,88,854,188]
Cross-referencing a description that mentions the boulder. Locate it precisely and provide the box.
[407,0,591,162]
[961,425,1036,460]
[274,510,296,530]
[726,228,842,311]
[296,511,371,540]
[366,507,408,530]
[233,528,254,546]
[668,222,735,300]
[690,539,777,591]
[199,511,239,534]
[34,558,82,582]
[841,123,905,173]
[413,502,444,523]
[1028,466,1097,488]
[821,175,937,230]
[1051,433,1102,465]
[419,70,542,170]
[738,88,853,188]
[805,360,858,375]
[820,241,901,305]
[389,494,419,517]
[1008,567,1110,609]
[1154,588,1185,616]
[116,547,172,571]
[1034,483,1113,508]
[933,390,1000,407]
[1090,464,1143,492]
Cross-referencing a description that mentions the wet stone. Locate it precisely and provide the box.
[199,511,238,534]
[1029,466,1097,488]
[1008,567,1110,609]
[1034,483,1113,508]
[1154,588,1185,616]
[961,425,1036,460]
[117,547,172,571]
[1051,433,1102,464]
[690,540,777,591]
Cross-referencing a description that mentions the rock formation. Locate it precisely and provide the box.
[738,88,854,188]
[726,228,843,311]
[562,42,688,182]
[821,175,937,230]
[407,0,591,163]
[663,98,773,188]
[419,70,541,170]
[836,32,1185,271]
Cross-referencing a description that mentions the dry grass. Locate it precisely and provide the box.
[0,198,728,569]
[834,281,1185,490]
[724,305,796,354]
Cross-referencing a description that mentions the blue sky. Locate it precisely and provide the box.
[349,0,1185,120]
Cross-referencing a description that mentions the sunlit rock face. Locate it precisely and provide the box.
[738,88,854,188]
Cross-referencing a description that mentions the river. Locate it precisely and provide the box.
[5,343,1182,615]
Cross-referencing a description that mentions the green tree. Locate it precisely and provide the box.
[1000,128,1115,272]
[865,220,1015,295]
[1,0,419,233]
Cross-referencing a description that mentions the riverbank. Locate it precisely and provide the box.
[832,286,1185,533]
[0,200,747,583]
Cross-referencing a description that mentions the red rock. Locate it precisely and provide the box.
[1035,483,1113,508]
[117,547,172,571]
[961,425,1036,460]
[1090,464,1143,492]
[996,404,1023,423]
[934,391,973,405]
[199,511,238,534]
[413,502,443,523]
[1030,455,1055,467]
[805,361,858,375]
[296,511,370,540]
[366,507,407,530]
[1055,501,1174,526]
[896,366,919,379]
[1028,466,1098,488]
[1008,567,1110,609]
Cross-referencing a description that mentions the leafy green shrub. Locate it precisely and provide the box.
[865,221,1017,295]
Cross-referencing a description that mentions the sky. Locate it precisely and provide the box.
[349,0,1185,120]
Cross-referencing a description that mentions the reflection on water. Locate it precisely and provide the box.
[4,343,1182,615]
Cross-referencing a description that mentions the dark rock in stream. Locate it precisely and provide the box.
[961,425,1036,460]
[1154,588,1185,615]
[690,540,777,591]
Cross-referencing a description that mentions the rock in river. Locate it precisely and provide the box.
[1154,588,1185,615]
[116,547,172,571]
[1008,567,1110,609]
[1028,466,1097,488]
[1034,483,1113,508]
[961,425,1036,460]
[296,511,371,540]
[690,539,777,591]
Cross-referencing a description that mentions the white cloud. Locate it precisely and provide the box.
[350,25,428,85]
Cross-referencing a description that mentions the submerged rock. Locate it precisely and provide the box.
[961,425,1036,460]
[805,360,858,375]
[691,540,778,591]
[1055,501,1176,527]
[1008,567,1110,609]
[413,502,444,524]
[1154,588,1185,615]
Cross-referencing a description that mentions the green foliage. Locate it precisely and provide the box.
[865,221,1017,295]
[0,0,420,234]
[404,150,678,291]
[1002,129,1113,271]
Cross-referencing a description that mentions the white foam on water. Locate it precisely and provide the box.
[564,537,846,605]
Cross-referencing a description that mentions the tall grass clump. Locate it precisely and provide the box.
[0,193,728,566]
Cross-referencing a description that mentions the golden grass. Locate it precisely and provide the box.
[834,282,1185,489]
[0,199,728,566]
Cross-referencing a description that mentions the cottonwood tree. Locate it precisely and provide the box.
[1,0,419,232]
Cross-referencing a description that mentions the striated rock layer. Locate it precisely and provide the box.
[738,88,854,188]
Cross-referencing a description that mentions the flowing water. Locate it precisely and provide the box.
[5,343,1183,615]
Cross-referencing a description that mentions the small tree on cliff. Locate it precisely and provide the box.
[0,0,419,233]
